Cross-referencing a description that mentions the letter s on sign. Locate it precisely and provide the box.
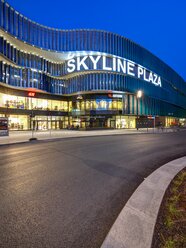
[67,59,76,73]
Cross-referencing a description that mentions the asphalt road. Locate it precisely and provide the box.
[0,132,186,248]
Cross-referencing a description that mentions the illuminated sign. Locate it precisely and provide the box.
[96,99,112,110]
[112,94,123,98]
[148,116,155,119]
[28,92,36,97]
[67,55,162,87]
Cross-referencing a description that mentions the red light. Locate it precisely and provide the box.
[148,116,155,119]
[28,92,35,97]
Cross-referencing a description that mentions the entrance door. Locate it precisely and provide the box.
[51,120,63,130]
[59,120,63,129]
[51,121,58,130]
[36,121,48,130]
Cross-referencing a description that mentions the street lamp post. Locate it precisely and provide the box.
[49,110,52,137]
[136,90,143,130]
[122,93,125,116]
[30,97,35,140]
[153,116,155,133]
[28,92,37,141]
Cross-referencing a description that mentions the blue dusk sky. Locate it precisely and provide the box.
[6,0,186,81]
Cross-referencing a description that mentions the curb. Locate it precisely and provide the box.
[101,156,186,248]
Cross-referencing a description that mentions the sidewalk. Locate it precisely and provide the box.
[0,127,184,146]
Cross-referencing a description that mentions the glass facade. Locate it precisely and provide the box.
[6,115,68,131]
[0,92,68,111]
[8,115,28,130]
[0,0,186,129]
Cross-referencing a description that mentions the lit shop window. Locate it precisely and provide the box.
[62,102,68,111]
[112,101,118,109]
[2,94,26,109]
[30,98,49,110]
[115,116,136,129]
[51,100,58,111]
[50,100,67,111]
[90,101,94,109]
[129,118,136,128]
[92,101,97,109]
[8,115,28,130]
[116,118,127,129]
[0,93,68,112]
[81,101,85,110]
[69,102,72,111]
[118,101,122,110]
[108,101,113,110]
[51,100,60,111]
[76,101,81,110]
[86,101,90,110]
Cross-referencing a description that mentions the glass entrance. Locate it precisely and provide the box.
[51,120,63,130]
[34,120,63,130]
[35,120,48,130]
[110,120,116,128]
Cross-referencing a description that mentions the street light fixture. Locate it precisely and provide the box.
[136,90,143,130]
[137,90,143,99]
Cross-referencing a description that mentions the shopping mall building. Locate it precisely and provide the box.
[0,0,186,131]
